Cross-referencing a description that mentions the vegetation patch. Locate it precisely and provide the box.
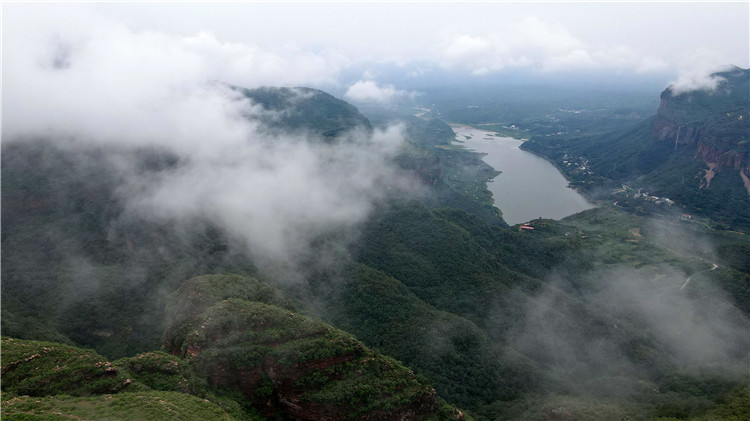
[0,391,241,421]
[1,337,138,397]
[166,296,447,419]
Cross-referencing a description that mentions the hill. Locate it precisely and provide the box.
[3,84,749,420]
[2,272,468,420]
[230,85,373,139]
[522,66,750,228]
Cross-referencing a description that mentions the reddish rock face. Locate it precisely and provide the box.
[651,115,749,173]
[651,68,749,176]
[651,113,750,179]
[695,141,750,173]
[650,118,701,145]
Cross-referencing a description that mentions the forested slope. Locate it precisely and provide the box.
[3,84,749,420]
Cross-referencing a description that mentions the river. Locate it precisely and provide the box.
[452,125,594,225]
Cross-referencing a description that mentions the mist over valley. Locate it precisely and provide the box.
[2,3,749,420]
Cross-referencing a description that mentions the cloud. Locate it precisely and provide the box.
[590,46,669,74]
[668,70,726,95]
[2,5,416,275]
[119,124,411,265]
[543,49,598,72]
[442,35,492,62]
[503,264,750,396]
[667,48,733,95]
[182,31,346,88]
[344,79,413,104]
[634,56,670,74]
[438,17,583,73]
[2,4,344,145]
[438,16,671,74]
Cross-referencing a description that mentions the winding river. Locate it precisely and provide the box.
[452,125,594,225]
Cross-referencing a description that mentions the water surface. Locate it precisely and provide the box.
[453,125,594,225]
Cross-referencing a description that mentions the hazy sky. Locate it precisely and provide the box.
[4,2,748,91]
[82,2,747,65]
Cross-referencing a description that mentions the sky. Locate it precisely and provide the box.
[3,1,748,98]
[84,3,748,67]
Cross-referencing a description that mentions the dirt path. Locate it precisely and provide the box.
[680,263,719,290]
[645,239,719,291]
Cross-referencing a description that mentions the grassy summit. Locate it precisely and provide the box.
[163,274,465,420]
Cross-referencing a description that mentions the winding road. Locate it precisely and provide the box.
[680,263,719,290]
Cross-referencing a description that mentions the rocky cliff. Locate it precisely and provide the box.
[652,66,749,175]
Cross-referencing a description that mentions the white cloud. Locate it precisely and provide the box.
[438,16,674,74]
[344,79,412,104]
[634,56,670,74]
[182,31,345,88]
[442,35,493,62]
[2,5,416,272]
[2,5,343,146]
[439,17,585,73]
[510,17,584,55]
[669,72,727,95]
[668,48,733,95]
[121,125,412,265]
[543,49,598,72]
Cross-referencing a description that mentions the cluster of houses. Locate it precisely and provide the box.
[612,184,675,206]
[562,154,592,175]
[610,184,697,221]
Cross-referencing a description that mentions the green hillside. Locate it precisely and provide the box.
[2,392,244,421]
[2,83,749,420]
[2,274,467,420]
[231,85,373,140]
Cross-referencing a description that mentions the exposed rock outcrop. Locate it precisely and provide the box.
[163,275,459,420]
[650,118,701,146]
[695,141,750,173]
[652,67,749,173]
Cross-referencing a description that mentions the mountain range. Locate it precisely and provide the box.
[2,79,749,420]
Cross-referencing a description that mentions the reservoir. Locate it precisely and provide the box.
[452,125,594,225]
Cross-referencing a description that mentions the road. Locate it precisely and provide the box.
[680,263,719,290]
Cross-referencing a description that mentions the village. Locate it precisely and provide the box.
[611,184,676,206]
[610,184,699,222]
[562,153,593,176]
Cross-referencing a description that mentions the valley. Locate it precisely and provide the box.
[2,4,749,420]
[3,80,749,420]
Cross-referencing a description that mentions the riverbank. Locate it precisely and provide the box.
[517,141,607,205]
[450,125,594,225]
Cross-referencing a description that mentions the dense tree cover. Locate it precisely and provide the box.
[323,264,537,408]
[1,337,139,397]
[167,297,444,419]
[344,197,750,418]
[2,281,466,420]
[3,84,749,420]
[396,116,506,225]
[0,337,259,420]
[1,141,260,357]
[231,85,373,140]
